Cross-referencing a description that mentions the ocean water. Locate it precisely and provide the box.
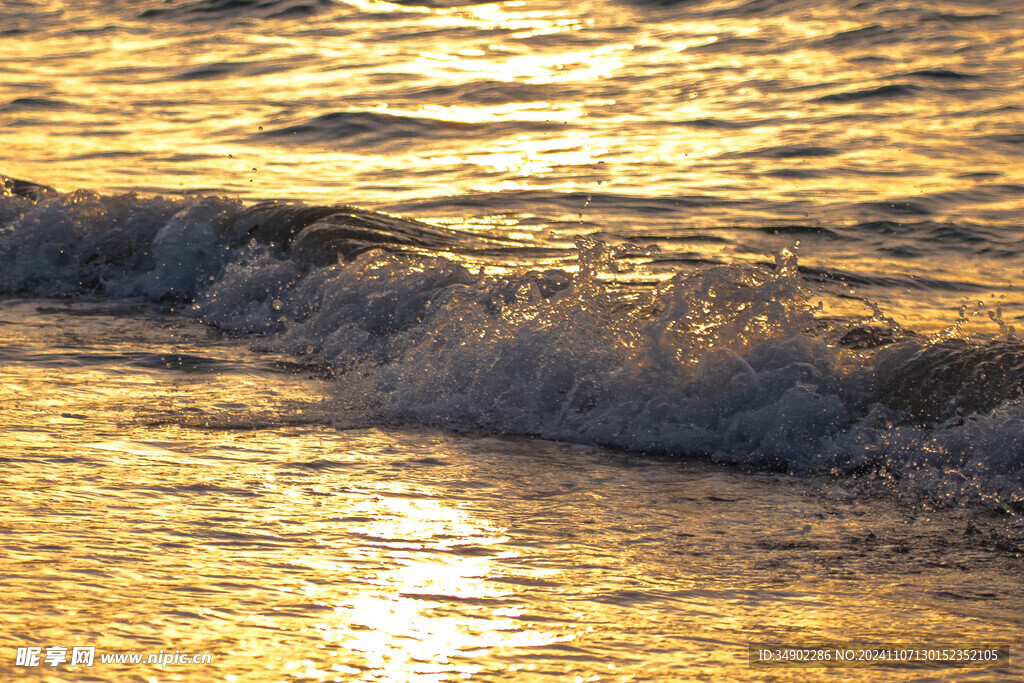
[2,0,1024,679]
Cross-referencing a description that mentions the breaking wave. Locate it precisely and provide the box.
[3,177,1023,514]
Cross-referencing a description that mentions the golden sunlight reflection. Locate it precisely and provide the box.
[417,45,630,85]
[471,132,609,177]
[2,0,1021,230]
[294,495,573,679]
[2,297,1024,681]
[460,2,588,36]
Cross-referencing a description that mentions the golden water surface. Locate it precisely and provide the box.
[1,301,1021,681]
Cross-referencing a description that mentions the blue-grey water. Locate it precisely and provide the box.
[2,0,1024,679]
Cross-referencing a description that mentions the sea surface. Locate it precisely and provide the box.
[2,0,1024,680]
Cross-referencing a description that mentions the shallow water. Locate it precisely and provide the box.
[2,300,1022,681]
[4,0,1024,679]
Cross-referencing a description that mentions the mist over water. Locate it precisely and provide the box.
[3,0,1024,679]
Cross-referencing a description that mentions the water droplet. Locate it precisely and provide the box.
[258,126,263,131]
[272,299,283,311]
